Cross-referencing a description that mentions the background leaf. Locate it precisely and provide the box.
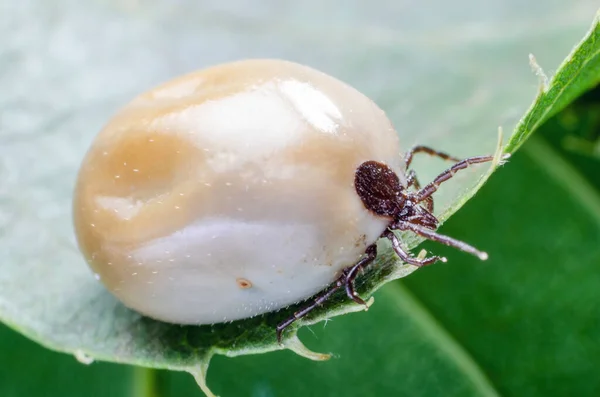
[1,1,600,396]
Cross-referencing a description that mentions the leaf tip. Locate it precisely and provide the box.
[494,126,512,166]
[528,53,549,93]
[284,334,332,361]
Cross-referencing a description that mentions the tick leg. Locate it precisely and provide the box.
[406,169,433,213]
[406,169,418,188]
[344,244,377,306]
[414,155,496,203]
[276,270,348,343]
[384,230,446,266]
[276,244,380,343]
[394,220,488,261]
[404,145,461,168]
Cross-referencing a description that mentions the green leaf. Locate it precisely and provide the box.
[399,140,600,396]
[506,11,600,152]
[196,102,600,396]
[0,323,135,397]
[1,2,599,396]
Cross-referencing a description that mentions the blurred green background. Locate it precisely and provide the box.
[1,1,600,396]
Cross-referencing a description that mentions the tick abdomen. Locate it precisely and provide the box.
[74,59,405,324]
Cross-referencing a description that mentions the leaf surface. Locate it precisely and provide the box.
[1,1,599,396]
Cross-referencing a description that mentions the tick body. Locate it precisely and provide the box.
[73,59,502,339]
[74,59,405,324]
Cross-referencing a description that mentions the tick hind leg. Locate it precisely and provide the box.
[276,244,378,344]
[404,145,461,168]
[343,244,377,306]
[276,276,345,343]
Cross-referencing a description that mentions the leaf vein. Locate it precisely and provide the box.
[385,284,502,397]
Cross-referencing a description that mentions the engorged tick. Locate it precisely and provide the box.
[72,59,508,345]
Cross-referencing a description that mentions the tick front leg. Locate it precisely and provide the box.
[406,169,434,213]
[385,230,446,266]
[394,220,488,261]
[415,155,500,203]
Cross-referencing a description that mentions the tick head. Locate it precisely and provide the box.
[355,160,440,230]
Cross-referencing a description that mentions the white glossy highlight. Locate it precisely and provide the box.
[280,80,342,133]
[73,59,404,324]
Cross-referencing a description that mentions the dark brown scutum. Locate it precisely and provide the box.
[354,161,404,217]
[276,146,502,343]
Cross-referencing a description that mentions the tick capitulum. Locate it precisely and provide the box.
[276,146,508,342]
